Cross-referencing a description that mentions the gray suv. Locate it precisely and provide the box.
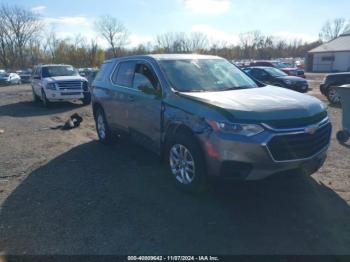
[92,54,331,192]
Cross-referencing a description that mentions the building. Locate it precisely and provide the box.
[307,30,350,72]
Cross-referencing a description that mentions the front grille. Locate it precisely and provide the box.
[267,123,332,161]
[57,81,82,90]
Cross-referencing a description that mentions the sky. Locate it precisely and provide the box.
[2,0,350,48]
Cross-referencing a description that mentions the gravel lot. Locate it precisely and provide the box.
[0,75,349,255]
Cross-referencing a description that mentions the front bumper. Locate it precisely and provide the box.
[45,89,87,101]
[199,118,331,180]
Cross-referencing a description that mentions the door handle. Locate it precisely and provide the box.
[127,95,135,102]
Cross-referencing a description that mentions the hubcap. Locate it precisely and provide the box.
[97,113,106,139]
[169,144,195,184]
[329,88,340,103]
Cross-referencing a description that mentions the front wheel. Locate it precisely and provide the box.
[81,93,91,106]
[32,87,40,103]
[327,86,341,104]
[337,130,349,143]
[41,89,51,108]
[167,132,207,193]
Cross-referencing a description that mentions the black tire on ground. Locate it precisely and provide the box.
[337,130,350,143]
[166,130,208,193]
[32,87,40,103]
[326,86,341,105]
[81,93,91,105]
[41,89,51,108]
[94,107,113,144]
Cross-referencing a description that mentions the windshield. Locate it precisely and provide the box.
[264,67,288,77]
[42,66,78,78]
[159,59,258,92]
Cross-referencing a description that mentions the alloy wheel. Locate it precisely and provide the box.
[97,113,106,140]
[169,144,196,185]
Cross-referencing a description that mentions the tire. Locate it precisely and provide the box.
[81,93,91,106]
[41,89,51,108]
[32,87,40,103]
[95,107,112,144]
[166,131,207,193]
[337,130,349,143]
[327,86,341,105]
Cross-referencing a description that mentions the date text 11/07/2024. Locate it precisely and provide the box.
[127,256,220,261]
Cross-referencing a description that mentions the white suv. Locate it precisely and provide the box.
[31,64,91,107]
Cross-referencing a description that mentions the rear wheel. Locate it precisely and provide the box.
[95,107,112,144]
[327,86,341,104]
[167,131,207,193]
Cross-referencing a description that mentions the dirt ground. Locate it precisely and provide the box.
[0,75,349,255]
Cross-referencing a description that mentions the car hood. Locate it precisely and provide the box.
[276,76,307,82]
[45,76,86,82]
[179,86,326,124]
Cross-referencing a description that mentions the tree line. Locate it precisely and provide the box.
[0,3,349,70]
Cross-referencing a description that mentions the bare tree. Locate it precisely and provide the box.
[94,15,129,57]
[319,18,350,42]
[0,4,43,68]
[155,32,208,53]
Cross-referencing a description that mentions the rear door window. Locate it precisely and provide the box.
[112,61,136,88]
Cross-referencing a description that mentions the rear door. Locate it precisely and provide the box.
[127,61,163,152]
[108,60,137,131]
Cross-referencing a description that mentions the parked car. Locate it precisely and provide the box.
[320,72,350,104]
[243,66,309,93]
[0,72,21,85]
[31,64,90,107]
[16,69,32,83]
[92,54,331,192]
[250,60,305,78]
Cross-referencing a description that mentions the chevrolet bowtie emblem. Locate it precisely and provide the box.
[305,125,318,135]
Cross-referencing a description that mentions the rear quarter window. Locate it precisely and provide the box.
[95,62,112,82]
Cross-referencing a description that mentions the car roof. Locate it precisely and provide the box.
[107,54,223,63]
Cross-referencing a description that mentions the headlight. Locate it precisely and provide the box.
[207,120,264,137]
[46,83,56,90]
